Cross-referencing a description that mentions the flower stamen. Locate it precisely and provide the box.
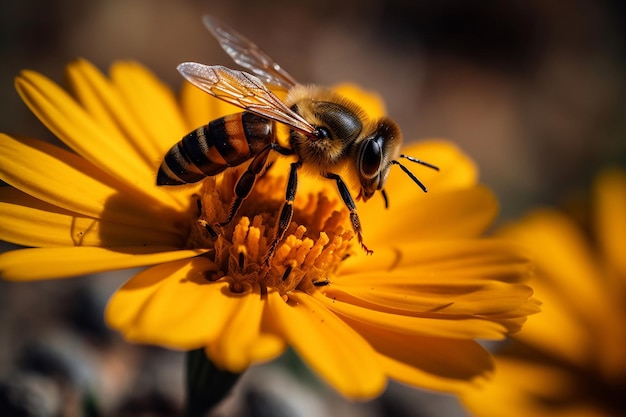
[186,169,356,296]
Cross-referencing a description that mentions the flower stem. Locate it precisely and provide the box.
[184,348,242,417]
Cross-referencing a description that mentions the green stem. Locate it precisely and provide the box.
[183,349,242,417]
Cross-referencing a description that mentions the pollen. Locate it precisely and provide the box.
[185,168,355,296]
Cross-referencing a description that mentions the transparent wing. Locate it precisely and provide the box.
[178,63,315,135]
[203,15,298,90]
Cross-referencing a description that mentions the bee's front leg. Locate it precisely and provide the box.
[324,172,372,255]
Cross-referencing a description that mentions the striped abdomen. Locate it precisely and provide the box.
[157,112,274,185]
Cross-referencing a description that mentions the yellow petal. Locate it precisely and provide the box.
[266,290,386,399]
[501,210,605,310]
[179,80,242,131]
[15,70,160,197]
[502,208,626,376]
[64,59,162,174]
[513,283,591,368]
[0,246,206,281]
[381,355,490,395]
[336,241,536,335]
[64,59,196,208]
[313,291,507,340]
[500,210,612,354]
[245,335,287,368]
[347,318,494,393]
[108,258,285,364]
[0,135,184,233]
[594,168,626,280]
[205,282,285,372]
[460,357,586,417]
[0,187,183,248]
[333,83,387,120]
[64,59,132,144]
[336,240,533,312]
[393,141,479,193]
[341,239,531,281]
[106,258,220,348]
[328,280,533,318]
[109,61,189,155]
[359,184,498,246]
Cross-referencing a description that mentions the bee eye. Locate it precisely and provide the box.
[314,126,331,140]
[361,138,382,178]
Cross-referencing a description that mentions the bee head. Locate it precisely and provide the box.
[357,118,439,206]
[356,118,401,202]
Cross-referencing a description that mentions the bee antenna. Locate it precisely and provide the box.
[391,160,428,192]
[400,154,440,171]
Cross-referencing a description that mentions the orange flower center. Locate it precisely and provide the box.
[185,168,355,295]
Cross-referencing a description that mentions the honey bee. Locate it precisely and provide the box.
[157,15,438,263]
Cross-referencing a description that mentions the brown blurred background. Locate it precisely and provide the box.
[1,0,625,416]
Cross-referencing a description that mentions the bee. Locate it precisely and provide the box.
[157,15,438,263]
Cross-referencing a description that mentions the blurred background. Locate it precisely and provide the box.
[1,0,625,416]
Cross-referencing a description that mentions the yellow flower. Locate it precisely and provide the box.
[461,169,626,417]
[0,59,537,399]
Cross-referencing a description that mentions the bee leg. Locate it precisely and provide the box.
[381,189,389,209]
[264,160,302,266]
[197,218,218,239]
[192,194,219,239]
[324,172,373,255]
[220,143,293,227]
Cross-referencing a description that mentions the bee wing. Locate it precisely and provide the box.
[203,15,298,90]
[178,63,315,135]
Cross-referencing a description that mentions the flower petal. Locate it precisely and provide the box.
[500,210,605,311]
[179,80,243,131]
[328,280,533,318]
[360,184,498,243]
[313,291,507,340]
[65,60,197,208]
[335,240,534,313]
[64,59,162,174]
[500,211,612,355]
[334,241,537,335]
[109,61,188,156]
[347,317,494,393]
[501,209,626,374]
[0,187,183,248]
[205,282,285,372]
[266,290,386,399]
[460,357,581,417]
[0,135,184,233]
[341,239,531,282]
[15,71,148,190]
[107,258,285,365]
[16,65,191,210]
[333,83,387,120]
[0,246,206,281]
[391,141,479,194]
[594,168,626,280]
[106,257,219,348]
